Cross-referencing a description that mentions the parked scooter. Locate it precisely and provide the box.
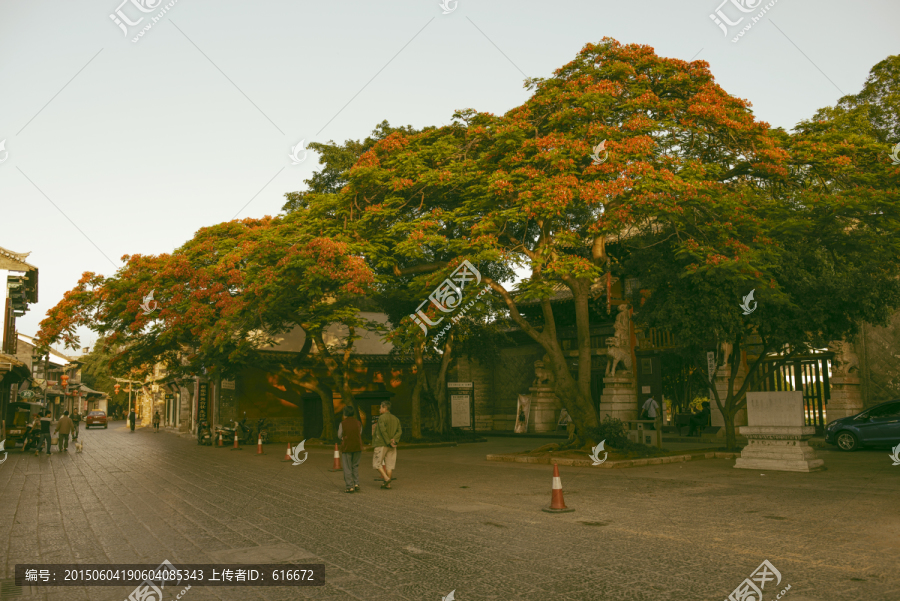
[197,420,212,445]
[215,413,254,445]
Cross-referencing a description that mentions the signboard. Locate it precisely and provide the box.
[197,382,209,423]
[450,394,471,428]
[221,379,235,390]
[447,382,473,389]
[164,394,173,401]
[707,351,717,400]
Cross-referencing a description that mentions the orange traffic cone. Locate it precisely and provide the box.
[217,432,223,447]
[255,435,264,455]
[281,443,292,462]
[328,443,342,472]
[542,463,574,513]
[231,432,241,451]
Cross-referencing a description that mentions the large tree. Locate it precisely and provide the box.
[325,38,794,447]
[37,216,375,440]
[620,55,900,450]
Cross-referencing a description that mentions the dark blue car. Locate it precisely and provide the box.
[824,399,900,451]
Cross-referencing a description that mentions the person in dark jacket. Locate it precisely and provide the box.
[72,411,81,440]
[338,405,364,493]
[39,411,53,455]
[688,401,711,437]
[128,409,136,432]
[152,411,161,432]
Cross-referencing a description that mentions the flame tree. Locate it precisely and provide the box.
[37,216,374,440]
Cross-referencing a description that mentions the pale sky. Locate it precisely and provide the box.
[1,0,898,352]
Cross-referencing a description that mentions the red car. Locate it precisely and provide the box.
[85,411,108,429]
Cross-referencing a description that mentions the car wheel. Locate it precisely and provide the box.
[836,431,859,452]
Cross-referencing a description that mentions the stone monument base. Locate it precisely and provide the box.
[598,376,637,421]
[528,386,561,433]
[734,426,825,472]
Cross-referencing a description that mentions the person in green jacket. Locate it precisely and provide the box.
[372,401,402,489]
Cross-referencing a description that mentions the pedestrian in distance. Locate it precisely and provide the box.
[39,410,53,455]
[72,411,81,440]
[688,401,711,437]
[55,410,75,452]
[152,411,161,433]
[372,401,402,490]
[338,405,364,493]
[128,409,136,433]
[640,396,660,431]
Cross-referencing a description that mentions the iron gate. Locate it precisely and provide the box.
[748,353,832,433]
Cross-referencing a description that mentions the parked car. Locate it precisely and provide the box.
[85,411,108,429]
[825,399,900,451]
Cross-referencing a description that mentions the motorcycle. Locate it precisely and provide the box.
[215,413,254,445]
[197,420,212,445]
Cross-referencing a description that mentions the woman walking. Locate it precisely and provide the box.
[338,405,364,493]
[128,409,136,433]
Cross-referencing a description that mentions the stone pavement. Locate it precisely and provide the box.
[1,425,898,601]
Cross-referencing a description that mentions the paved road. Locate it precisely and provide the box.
[1,422,898,601]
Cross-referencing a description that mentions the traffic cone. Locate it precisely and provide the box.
[255,435,264,455]
[231,432,241,451]
[542,463,574,513]
[281,442,292,462]
[217,432,223,447]
[328,444,342,472]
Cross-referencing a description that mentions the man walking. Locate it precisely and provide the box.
[641,396,661,430]
[128,409,136,433]
[55,410,75,451]
[39,410,53,455]
[72,411,81,440]
[152,410,161,433]
[338,406,363,493]
[372,401,402,489]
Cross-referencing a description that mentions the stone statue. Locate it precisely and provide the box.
[533,354,554,387]
[720,341,733,369]
[605,304,633,377]
[829,340,859,376]
[605,337,633,376]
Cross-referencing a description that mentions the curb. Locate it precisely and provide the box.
[305,441,460,451]
[485,451,740,469]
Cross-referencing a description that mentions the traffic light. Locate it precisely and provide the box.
[114,384,121,395]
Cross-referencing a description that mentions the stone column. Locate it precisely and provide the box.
[827,340,864,420]
[527,386,562,433]
[598,376,637,421]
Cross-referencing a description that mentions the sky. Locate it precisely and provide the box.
[1,0,898,353]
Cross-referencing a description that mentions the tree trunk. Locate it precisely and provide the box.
[432,335,454,434]
[485,278,599,446]
[411,340,425,439]
[318,387,335,441]
[722,402,737,452]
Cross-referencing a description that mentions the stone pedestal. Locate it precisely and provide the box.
[528,386,562,433]
[598,376,637,421]
[734,391,824,472]
[734,426,824,472]
[827,375,864,421]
